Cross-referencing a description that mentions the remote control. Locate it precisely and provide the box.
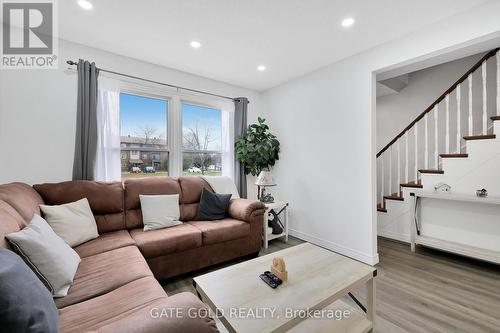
[260,271,283,288]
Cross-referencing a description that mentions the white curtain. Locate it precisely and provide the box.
[94,78,121,181]
[221,105,235,180]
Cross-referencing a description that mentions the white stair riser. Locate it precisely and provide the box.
[464,139,500,158]
[377,199,412,243]
[494,121,500,135]
[427,158,500,196]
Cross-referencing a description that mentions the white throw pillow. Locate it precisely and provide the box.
[140,194,182,231]
[40,198,99,247]
[6,215,81,297]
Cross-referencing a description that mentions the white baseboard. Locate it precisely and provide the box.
[377,230,411,243]
[289,229,379,266]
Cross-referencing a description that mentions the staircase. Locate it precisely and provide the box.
[377,48,500,242]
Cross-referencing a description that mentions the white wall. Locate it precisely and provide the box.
[262,0,500,265]
[0,39,262,191]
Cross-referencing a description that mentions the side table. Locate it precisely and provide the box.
[262,201,289,249]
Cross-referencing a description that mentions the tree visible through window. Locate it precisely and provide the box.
[182,103,222,176]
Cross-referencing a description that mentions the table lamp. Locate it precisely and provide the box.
[255,170,276,203]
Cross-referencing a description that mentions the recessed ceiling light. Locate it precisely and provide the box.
[257,65,266,72]
[190,41,201,49]
[78,0,93,10]
[341,17,355,28]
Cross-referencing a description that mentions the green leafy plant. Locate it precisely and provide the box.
[235,117,280,176]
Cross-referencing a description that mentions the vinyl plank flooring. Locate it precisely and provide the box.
[162,237,500,333]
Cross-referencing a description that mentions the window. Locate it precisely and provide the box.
[182,103,222,176]
[120,93,168,179]
[119,89,230,181]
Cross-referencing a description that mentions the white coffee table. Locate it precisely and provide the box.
[193,243,376,333]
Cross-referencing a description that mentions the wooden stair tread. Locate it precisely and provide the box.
[463,134,496,140]
[401,181,423,188]
[419,169,444,174]
[491,116,500,121]
[377,203,387,213]
[440,153,468,158]
[383,193,404,201]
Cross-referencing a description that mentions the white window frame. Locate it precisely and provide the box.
[119,81,233,178]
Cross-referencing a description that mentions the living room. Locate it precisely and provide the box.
[1,1,500,332]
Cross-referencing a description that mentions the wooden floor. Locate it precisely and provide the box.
[163,237,500,333]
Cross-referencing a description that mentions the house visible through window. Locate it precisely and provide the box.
[119,93,225,180]
[120,93,168,179]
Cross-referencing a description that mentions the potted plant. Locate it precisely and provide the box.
[235,117,280,176]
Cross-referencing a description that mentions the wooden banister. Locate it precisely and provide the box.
[377,47,500,158]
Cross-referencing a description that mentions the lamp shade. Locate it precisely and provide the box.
[255,171,276,186]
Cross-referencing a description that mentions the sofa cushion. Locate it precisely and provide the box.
[130,224,202,258]
[0,182,43,224]
[58,276,167,333]
[74,230,135,258]
[0,247,59,333]
[124,177,182,229]
[55,246,152,309]
[90,292,219,333]
[34,181,125,233]
[0,200,24,250]
[188,218,250,245]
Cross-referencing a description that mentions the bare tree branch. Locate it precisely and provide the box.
[136,125,158,144]
[183,123,215,174]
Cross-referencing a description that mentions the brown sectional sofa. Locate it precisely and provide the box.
[0,177,265,332]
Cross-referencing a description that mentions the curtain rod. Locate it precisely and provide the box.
[66,60,241,102]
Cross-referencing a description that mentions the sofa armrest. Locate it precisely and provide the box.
[228,198,265,222]
[94,293,219,333]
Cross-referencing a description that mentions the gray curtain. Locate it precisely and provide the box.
[234,97,248,198]
[72,59,99,180]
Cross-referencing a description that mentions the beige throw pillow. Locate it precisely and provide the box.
[139,194,182,231]
[6,214,81,297]
[40,198,99,247]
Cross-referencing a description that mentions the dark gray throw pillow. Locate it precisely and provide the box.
[196,188,232,221]
[0,247,59,333]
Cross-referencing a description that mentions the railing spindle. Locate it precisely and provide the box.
[380,154,384,207]
[414,124,418,181]
[468,74,473,136]
[405,131,409,183]
[497,52,500,115]
[456,84,461,153]
[434,105,439,168]
[397,138,401,193]
[389,146,393,195]
[424,113,429,169]
[482,61,487,135]
[445,94,450,153]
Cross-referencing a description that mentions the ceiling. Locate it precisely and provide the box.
[59,0,489,91]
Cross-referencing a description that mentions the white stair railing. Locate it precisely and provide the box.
[377,48,500,208]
